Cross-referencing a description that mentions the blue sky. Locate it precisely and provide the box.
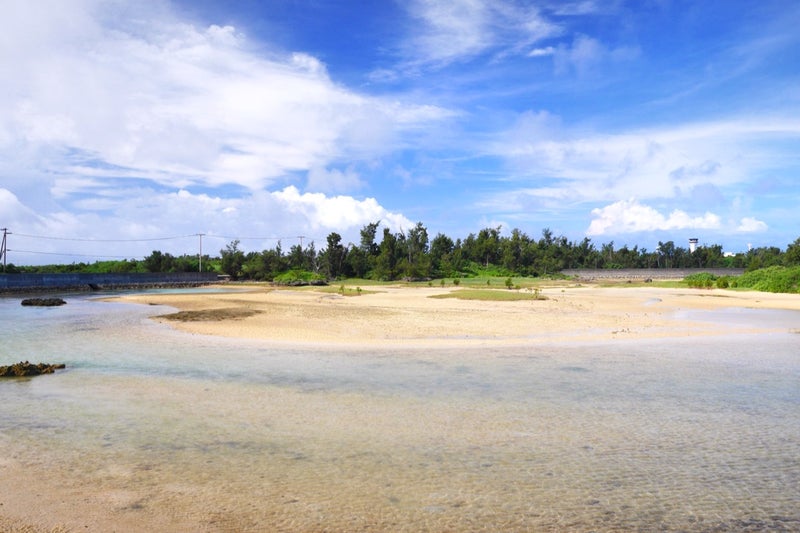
[1,0,799,264]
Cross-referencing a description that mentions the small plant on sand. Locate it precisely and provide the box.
[440,279,446,287]
[339,284,345,295]
[505,277,514,290]
[453,278,460,286]
[357,287,362,296]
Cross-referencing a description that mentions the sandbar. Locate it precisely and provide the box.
[116,283,800,347]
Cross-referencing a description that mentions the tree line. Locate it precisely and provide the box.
[8,222,800,281]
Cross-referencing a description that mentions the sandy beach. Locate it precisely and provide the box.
[118,283,800,347]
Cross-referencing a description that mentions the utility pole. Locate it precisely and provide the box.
[1,228,9,272]
[298,235,306,249]
[197,233,205,272]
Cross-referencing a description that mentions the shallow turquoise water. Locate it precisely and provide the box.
[1,293,799,531]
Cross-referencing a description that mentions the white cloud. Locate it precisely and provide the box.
[737,217,768,233]
[553,34,639,76]
[306,167,364,194]
[548,1,604,16]
[586,198,721,236]
[273,186,412,234]
[0,189,43,226]
[1,185,414,264]
[400,0,560,69]
[528,46,555,57]
[0,0,452,193]
[494,113,800,207]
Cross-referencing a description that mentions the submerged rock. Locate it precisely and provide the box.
[20,297,67,307]
[0,361,66,377]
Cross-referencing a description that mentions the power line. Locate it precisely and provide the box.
[1,229,327,266]
[8,249,141,260]
[208,234,321,241]
[13,232,196,242]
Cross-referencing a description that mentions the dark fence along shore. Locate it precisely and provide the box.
[0,272,220,293]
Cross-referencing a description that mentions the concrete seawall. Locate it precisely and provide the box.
[561,268,745,281]
[0,272,220,293]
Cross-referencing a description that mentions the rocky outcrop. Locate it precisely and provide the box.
[20,297,67,306]
[0,361,66,377]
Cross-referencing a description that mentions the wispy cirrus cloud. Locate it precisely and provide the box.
[397,0,560,70]
[552,34,639,76]
[482,111,799,238]
[494,112,800,202]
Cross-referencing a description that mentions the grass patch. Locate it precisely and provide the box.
[429,288,547,301]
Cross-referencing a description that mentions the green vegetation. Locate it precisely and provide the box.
[272,269,326,286]
[732,266,800,293]
[684,272,718,289]
[6,224,800,294]
[682,266,800,293]
[429,288,546,302]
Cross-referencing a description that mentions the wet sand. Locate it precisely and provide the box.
[119,283,800,346]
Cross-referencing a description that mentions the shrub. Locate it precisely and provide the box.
[734,266,800,293]
[684,272,717,289]
[273,269,326,286]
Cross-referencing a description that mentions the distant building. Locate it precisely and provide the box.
[689,238,699,253]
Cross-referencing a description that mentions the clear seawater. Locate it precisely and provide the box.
[1,293,799,531]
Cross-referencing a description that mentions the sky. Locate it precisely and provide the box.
[1,0,799,265]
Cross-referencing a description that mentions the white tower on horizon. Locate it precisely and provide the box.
[689,238,698,253]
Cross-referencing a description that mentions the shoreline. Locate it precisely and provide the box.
[114,284,800,348]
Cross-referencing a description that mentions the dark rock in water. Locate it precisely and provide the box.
[20,297,67,306]
[0,361,66,377]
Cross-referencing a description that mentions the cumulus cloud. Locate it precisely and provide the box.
[0,189,42,227]
[273,186,413,233]
[2,185,414,264]
[737,217,768,233]
[0,0,451,264]
[586,198,721,236]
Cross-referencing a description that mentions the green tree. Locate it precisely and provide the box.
[374,228,399,280]
[475,226,501,267]
[359,221,380,256]
[784,238,800,266]
[429,232,455,276]
[144,250,174,272]
[220,240,245,280]
[324,232,347,280]
[402,222,430,278]
[657,240,676,268]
